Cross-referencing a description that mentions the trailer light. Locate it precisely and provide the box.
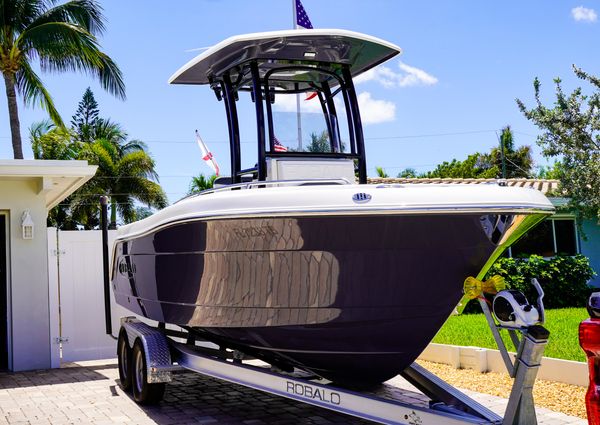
[580,318,600,424]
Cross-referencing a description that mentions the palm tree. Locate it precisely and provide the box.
[77,139,167,228]
[375,166,389,178]
[0,0,125,159]
[30,118,167,229]
[489,126,533,178]
[188,174,217,195]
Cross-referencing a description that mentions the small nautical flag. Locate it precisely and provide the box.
[195,130,220,176]
[273,136,288,152]
[296,0,313,29]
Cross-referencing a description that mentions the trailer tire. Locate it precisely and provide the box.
[117,330,132,392]
[131,340,165,405]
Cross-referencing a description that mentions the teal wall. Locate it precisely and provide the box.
[581,219,600,288]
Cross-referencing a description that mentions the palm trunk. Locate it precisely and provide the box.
[3,73,23,159]
[109,199,117,229]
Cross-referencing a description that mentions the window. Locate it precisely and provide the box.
[511,218,579,257]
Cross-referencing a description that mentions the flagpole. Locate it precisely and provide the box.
[293,0,302,151]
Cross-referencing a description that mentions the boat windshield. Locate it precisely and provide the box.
[265,68,353,155]
[269,94,350,154]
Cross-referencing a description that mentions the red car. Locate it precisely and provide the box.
[579,292,600,423]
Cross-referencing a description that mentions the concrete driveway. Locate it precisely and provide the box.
[0,359,586,424]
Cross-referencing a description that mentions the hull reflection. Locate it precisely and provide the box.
[113,213,524,383]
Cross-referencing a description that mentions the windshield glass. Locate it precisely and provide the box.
[267,70,351,154]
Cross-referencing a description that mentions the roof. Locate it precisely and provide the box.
[0,160,97,209]
[367,177,560,196]
[169,29,402,86]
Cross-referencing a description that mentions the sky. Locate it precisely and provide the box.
[1,0,600,204]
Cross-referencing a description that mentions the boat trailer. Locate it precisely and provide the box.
[116,295,549,425]
[104,196,549,424]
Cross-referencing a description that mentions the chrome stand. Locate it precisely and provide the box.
[477,294,550,425]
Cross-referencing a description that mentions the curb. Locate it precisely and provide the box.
[418,343,588,387]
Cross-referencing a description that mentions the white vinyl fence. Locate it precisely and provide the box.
[48,228,132,366]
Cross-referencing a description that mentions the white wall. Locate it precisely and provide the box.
[0,179,51,371]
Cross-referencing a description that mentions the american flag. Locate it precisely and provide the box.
[295,0,313,29]
[273,136,288,152]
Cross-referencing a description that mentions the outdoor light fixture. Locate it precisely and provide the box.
[21,210,34,240]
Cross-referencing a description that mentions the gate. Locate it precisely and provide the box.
[48,228,131,365]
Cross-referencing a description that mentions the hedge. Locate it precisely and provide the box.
[463,254,596,313]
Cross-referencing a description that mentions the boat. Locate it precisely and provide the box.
[111,29,554,385]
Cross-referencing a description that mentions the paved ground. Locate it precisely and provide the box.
[0,359,587,424]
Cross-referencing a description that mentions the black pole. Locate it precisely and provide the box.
[250,62,266,181]
[223,74,241,183]
[100,196,112,335]
[342,65,367,184]
[499,131,507,179]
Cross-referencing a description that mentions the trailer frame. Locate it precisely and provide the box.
[117,315,548,425]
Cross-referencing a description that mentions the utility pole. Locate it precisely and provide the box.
[497,130,507,179]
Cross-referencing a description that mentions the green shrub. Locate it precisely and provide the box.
[463,254,596,313]
[489,254,595,307]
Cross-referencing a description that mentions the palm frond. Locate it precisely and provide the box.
[16,61,64,127]
[121,139,148,155]
[26,0,105,35]
[92,118,127,144]
[1,0,47,33]
[118,177,167,209]
[19,22,126,100]
[28,118,54,142]
[117,150,160,182]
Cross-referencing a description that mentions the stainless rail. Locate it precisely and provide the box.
[176,178,352,203]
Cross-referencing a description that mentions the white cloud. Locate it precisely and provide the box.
[572,6,597,22]
[272,93,322,113]
[354,62,438,88]
[357,92,396,125]
[272,90,396,126]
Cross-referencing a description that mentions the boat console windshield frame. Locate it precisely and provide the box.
[169,29,402,185]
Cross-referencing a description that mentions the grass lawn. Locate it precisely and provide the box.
[432,308,589,362]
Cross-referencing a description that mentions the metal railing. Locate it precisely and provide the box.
[176,178,352,204]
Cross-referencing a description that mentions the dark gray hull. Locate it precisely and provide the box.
[112,214,510,383]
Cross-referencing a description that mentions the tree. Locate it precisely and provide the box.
[517,66,600,219]
[375,166,389,178]
[0,0,125,159]
[536,162,563,180]
[71,87,102,142]
[421,128,533,179]
[422,153,498,178]
[188,174,217,194]
[134,206,153,221]
[305,130,330,153]
[487,126,533,178]
[77,139,167,228]
[71,87,100,142]
[397,168,417,178]
[30,118,167,229]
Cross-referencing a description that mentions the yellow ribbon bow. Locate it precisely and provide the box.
[463,275,506,300]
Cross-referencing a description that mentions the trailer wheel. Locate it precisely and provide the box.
[131,340,165,405]
[117,330,132,392]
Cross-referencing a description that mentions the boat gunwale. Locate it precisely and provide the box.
[112,206,554,245]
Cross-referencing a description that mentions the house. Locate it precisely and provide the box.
[0,160,96,371]
[367,177,600,287]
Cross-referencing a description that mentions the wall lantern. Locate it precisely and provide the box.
[21,210,34,240]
